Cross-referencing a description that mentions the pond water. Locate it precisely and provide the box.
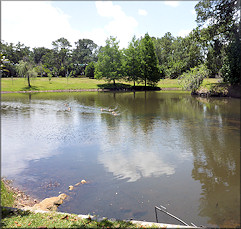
[1,91,240,227]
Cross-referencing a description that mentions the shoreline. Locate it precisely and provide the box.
[1,177,40,209]
[1,178,197,228]
[1,87,182,94]
[194,84,241,98]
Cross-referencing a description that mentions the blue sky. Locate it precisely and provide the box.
[2,1,198,49]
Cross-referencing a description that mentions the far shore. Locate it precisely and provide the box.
[1,87,183,94]
[1,77,240,98]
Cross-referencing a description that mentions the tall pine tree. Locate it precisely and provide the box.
[140,33,162,87]
[123,36,142,87]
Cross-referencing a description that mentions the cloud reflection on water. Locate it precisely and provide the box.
[2,137,59,178]
[97,118,181,182]
[98,149,175,182]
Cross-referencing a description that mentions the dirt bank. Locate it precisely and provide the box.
[1,178,40,208]
[193,84,240,98]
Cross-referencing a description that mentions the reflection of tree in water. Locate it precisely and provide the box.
[97,92,162,135]
[185,97,240,227]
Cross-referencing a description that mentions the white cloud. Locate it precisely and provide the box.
[164,1,180,7]
[138,9,148,16]
[95,1,138,48]
[1,1,83,49]
[178,29,191,37]
[2,1,130,49]
[80,28,107,48]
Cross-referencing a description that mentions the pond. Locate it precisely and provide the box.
[1,91,240,227]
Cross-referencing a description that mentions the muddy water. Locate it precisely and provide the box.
[1,92,240,227]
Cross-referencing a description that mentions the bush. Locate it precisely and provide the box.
[85,62,95,78]
[178,65,209,92]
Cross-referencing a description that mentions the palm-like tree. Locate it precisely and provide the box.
[16,60,37,87]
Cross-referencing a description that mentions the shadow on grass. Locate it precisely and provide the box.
[1,207,136,228]
[82,218,135,228]
[97,83,161,91]
[20,86,41,91]
[97,83,132,90]
[1,207,31,219]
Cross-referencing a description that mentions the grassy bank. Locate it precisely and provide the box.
[1,77,220,92]
[0,179,149,228]
[1,209,138,228]
[1,179,15,207]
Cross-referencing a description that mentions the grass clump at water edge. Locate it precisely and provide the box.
[1,179,15,207]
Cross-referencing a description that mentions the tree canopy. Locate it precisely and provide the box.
[123,36,142,87]
[95,37,123,85]
[140,33,162,86]
[194,0,240,84]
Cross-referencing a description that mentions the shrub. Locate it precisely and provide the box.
[178,65,209,92]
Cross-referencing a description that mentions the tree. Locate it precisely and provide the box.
[195,0,240,84]
[85,62,95,78]
[72,39,98,76]
[0,41,31,77]
[0,53,10,73]
[195,0,240,41]
[72,39,98,64]
[180,31,203,71]
[41,49,56,70]
[221,38,241,84]
[52,37,72,77]
[152,32,174,78]
[52,37,72,51]
[16,60,37,87]
[153,31,203,79]
[123,36,142,87]
[140,33,162,87]
[95,36,123,86]
[205,39,225,77]
[32,47,51,64]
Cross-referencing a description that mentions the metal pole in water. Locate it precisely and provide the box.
[155,207,159,223]
[154,206,190,226]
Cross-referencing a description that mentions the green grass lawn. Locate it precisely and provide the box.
[158,78,181,88]
[1,77,220,92]
[1,209,138,228]
[1,77,107,92]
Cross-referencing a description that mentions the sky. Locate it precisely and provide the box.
[1,1,199,50]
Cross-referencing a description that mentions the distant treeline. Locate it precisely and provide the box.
[0,0,240,87]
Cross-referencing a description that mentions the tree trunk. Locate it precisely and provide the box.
[113,79,116,86]
[134,81,135,87]
[27,75,31,87]
[145,77,147,89]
